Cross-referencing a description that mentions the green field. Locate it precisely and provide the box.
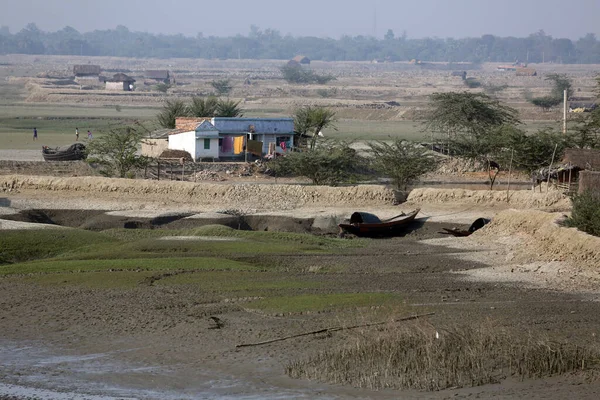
[0,226,391,314]
[0,104,563,150]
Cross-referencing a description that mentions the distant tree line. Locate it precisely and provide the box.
[1,24,600,63]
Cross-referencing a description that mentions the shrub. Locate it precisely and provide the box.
[530,96,561,111]
[269,140,363,186]
[464,77,481,88]
[566,191,600,237]
[155,83,172,93]
[280,64,335,84]
[368,140,439,190]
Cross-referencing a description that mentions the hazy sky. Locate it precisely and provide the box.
[1,0,598,39]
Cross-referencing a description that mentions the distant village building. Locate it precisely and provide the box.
[291,55,311,65]
[144,70,173,84]
[73,64,101,77]
[144,117,295,162]
[73,64,102,87]
[451,71,467,79]
[105,73,136,91]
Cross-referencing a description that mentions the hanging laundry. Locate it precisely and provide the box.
[222,136,234,153]
[233,136,244,155]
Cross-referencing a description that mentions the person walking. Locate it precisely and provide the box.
[87,130,92,140]
[75,127,79,141]
[33,127,38,141]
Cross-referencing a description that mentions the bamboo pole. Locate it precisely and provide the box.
[547,144,558,193]
[236,312,435,348]
[506,148,514,203]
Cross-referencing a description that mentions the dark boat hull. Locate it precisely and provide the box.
[339,209,420,237]
[42,143,87,161]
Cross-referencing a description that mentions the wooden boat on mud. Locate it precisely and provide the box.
[42,143,87,161]
[338,209,421,237]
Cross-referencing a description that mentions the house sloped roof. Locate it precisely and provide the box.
[73,64,101,76]
[107,73,136,83]
[145,70,170,79]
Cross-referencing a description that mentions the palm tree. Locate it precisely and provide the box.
[189,96,219,117]
[293,106,337,149]
[216,99,244,117]
[157,100,189,129]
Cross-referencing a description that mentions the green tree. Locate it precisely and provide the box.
[293,106,337,149]
[210,79,233,96]
[280,64,335,84]
[425,92,520,189]
[530,96,561,112]
[546,73,574,99]
[157,100,188,128]
[189,96,219,117]
[155,82,172,93]
[530,74,573,111]
[86,125,151,178]
[216,99,244,117]
[570,75,600,148]
[425,91,520,160]
[368,140,439,190]
[495,126,571,173]
[269,140,362,186]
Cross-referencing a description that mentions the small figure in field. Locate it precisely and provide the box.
[33,127,38,141]
[87,130,92,140]
[75,127,79,141]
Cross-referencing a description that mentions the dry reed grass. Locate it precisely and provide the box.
[286,321,599,391]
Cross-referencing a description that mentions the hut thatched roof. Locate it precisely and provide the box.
[73,64,101,76]
[107,73,136,83]
[563,148,600,170]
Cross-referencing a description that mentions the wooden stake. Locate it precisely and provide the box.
[236,312,435,349]
[506,148,514,203]
[547,144,558,193]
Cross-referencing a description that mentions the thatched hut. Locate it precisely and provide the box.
[563,148,600,171]
[105,73,136,91]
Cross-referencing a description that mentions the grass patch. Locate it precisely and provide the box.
[0,257,254,275]
[247,292,400,314]
[287,322,600,391]
[99,228,192,241]
[128,237,327,255]
[157,271,324,293]
[0,229,118,264]
[22,270,158,289]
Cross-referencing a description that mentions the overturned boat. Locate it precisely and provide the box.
[338,209,420,237]
[42,143,87,161]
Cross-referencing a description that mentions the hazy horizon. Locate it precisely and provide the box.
[1,0,599,40]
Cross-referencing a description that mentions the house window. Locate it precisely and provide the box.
[204,138,211,150]
[276,136,289,146]
[218,138,223,149]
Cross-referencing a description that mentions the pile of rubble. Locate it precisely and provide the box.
[194,170,225,181]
